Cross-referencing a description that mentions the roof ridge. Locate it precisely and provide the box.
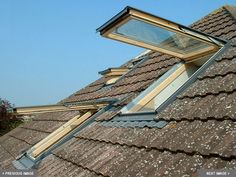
[190,5,235,28]
[206,5,235,16]
[223,5,236,21]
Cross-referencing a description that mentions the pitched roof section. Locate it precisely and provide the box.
[0,111,80,170]
[156,46,236,121]
[190,5,236,40]
[61,5,236,120]
[36,5,236,177]
[62,52,180,104]
[1,5,236,176]
[38,154,99,177]
[40,121,235,176]
[224,5,236,19]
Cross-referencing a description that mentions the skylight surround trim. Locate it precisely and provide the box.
[97,6,226,60]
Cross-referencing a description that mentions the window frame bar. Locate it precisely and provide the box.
[30,111,95,158]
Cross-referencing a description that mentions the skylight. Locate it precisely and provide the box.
[99,67,129,85]
[99,68,129,76]
[97,6,225,60]
[121,61,199,113]
[13,101,113,169]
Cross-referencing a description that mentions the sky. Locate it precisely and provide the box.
[0,0,236,107]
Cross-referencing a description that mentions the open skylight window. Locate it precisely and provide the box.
[97,6,225,60]
[13,101,113,169]
[28,103,110,158]
[13,104,106,115]
[99,67,129,85]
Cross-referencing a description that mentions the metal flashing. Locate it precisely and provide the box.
[134,50,151,59]
[115,111,156,121]
[131,50,151,65]
[12,153,35,170]
[103,111,168,128]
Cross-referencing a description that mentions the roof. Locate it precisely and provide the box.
[1,5,236,176]
[0,111,80,169]
[62,53,180,104]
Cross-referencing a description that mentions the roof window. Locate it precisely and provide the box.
[99,67,129,85]
[13,104,106,115]
[97,6,225,60]
[13,100,113,169]
[121,53,217,113]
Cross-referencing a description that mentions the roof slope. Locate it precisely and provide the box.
[62,53,180,104]
[0,15,182,172]
[0,111,80,169]
[35,5,236,177]
[0,14,180,173]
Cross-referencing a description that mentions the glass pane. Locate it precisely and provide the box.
[113,19,212,55]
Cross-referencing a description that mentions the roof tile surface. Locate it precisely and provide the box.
[0,111,80,169]
[36,5,236,176]
[2,5,236,177]
[157,46,236,121]
[62,55,180,103]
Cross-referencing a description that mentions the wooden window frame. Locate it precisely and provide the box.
[97,6,224,60]
[14,104,107,115]
[30,111,95,158]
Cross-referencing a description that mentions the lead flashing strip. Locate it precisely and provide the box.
[101,112,168,128]
[114,112,156,121]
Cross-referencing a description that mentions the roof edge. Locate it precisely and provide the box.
[223,5,236,20]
